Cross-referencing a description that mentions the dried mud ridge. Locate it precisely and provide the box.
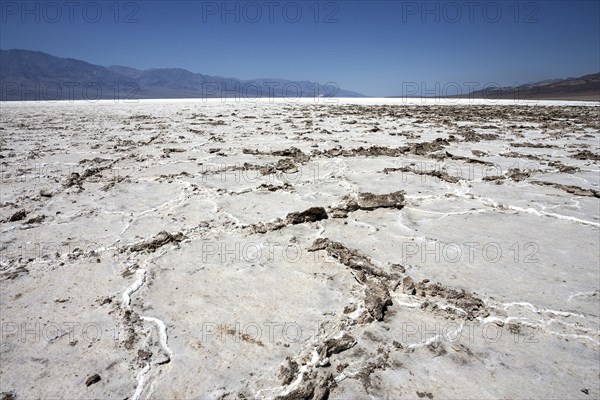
[308,238,397,323]
[124,231,187,253]
[204,139,456,181]
[530,180,600,198]
[249,191,405,233]
[243,236,494,399]
[310,237,493,320]
[203,137,598,200]
[63,158,121,190]
[401,277,489,320]
[382,165,463,183]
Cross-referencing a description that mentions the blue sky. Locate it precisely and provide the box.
[1,0,599,96]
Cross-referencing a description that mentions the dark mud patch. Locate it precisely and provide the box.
[506,168,533,182]
[250,207,328,233]
[257,183,293,192]
[482,175,506,182]
[318,332,357,358]
[127,231,186,253]
[440,152,495,166]
[355,191,405,211]
[329,191,405,218]
[85,374,101,387]
[6,210,26,222]
[308,238,398,322]
[548,161,579,174]
[251,192,404,233]
[571,150,600,161]
[383,166,462,183]
[287,207,329,224]
[308,238,391,280]
[64,162,115,189]
[1,392,17,400]
[511,142,557,149]
[1,266,29,280]
[279,358,300,385]
[531,181,600,197]
[275,372,333,400]
[402,277,488,320]
[243,147,310,162]
[501,151,545,161]
[120,309,143,350]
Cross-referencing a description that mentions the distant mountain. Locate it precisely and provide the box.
[0,49,366,100]
[0,49,130,100]
[387,73,599,101]
[462,73,600,101]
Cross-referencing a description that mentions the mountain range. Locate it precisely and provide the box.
[0,49,365,101]
[1,49,598,101]
[460,73,600,101]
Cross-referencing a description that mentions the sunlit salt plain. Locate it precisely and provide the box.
[0,98,599,399]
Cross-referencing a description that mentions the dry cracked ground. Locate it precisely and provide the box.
[0,99,599,399]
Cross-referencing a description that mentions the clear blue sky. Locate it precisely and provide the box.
[1,0,599,96]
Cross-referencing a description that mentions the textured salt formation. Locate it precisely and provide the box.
[0,99,598,399]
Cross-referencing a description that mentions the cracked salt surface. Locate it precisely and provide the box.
[118,245,176,399]
[0,99,598,399]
